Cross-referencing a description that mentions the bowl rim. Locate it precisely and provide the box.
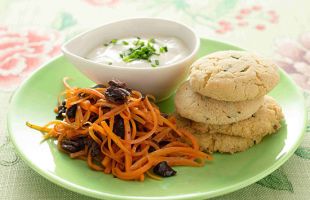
[61,17,200,71]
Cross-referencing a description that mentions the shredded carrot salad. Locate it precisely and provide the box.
[26,78,211,181]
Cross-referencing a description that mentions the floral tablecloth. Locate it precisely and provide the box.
[1,0,310,199]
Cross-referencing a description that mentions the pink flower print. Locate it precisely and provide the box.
[299,33,310,49]
[276,39,305,61]
[216,20,233,34]
[239,8,251,15]
[237,21,248,27]
[255,24,266,31]
[275,32,310,90]
[0,27,62,91]
[235,15,243,20]
[251,5,262,11]
[215,5,278,34]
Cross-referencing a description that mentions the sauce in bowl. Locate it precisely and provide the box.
[86,36,189,68]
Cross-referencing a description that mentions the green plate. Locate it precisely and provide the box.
[8,39,306,200]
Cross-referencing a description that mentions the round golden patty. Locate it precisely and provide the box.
[175,96,284,153]
[190,50,280,101]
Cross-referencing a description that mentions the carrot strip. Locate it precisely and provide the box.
[130,119,137,139]
[63,77,73,90]
[146,171,162,180]
[128,98,158,144]
[87,151,104,171]
[27,79,212,181]
[124,118,132,171]
[89,127,102,145]
[26,122,51,132]
[101,121,131,155]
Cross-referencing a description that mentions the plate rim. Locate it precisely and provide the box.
[7,38,307,200]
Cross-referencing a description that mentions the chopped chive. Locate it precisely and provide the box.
[118,38,165,67]
[103,43,109,47]
[123,57,132,62]
[231,55,240,59]
[111,39,118,44]
[133,40,139,46]
[108,62,112,65]
[148,38,155,43]
[160,46,168,53]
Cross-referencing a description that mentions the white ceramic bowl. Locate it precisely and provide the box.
[62,18,200,101]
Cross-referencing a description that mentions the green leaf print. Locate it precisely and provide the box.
[214,0,239,18]
[172,0,190,10]
[256,169,293,193]
[52,12,77,31]
[295,147,310,159]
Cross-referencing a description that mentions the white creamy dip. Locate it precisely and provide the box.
[86,36,189,68]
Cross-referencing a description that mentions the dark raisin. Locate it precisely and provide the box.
[84,137,94,147]
[137,123,144,132]
[66,104,77,118]
[113,115,125,139]
[160,113,169,119]
[56,101,67,120]
[92,84,106,89]
[89,115,98,123]
[125,87,132,93]
[108,80,132,92]
[158,141,170,148]
[101,106,110,113]
[104,86,130,104]
[91,142,101,157]
[108,80,127,88]
[153,161,176,177]
[61,137,85,153]
[148,146,156,153]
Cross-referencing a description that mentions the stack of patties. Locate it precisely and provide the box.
[175,50,284,153]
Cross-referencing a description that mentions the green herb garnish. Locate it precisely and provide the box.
[148,38,155,43]
[160,46,168,53]
[120,43,157,63]
[104,39,118,46]
[134,39,145,47]
[118,38,166,67]
[108,62,112,65]
[231,55,240,59]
